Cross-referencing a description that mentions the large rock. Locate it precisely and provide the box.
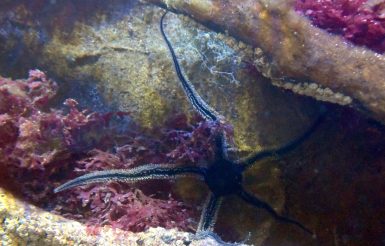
[0,0,323,245]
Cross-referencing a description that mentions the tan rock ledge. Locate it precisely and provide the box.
[145,0,385,123]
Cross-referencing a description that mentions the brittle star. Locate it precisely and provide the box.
[55,11,323,237]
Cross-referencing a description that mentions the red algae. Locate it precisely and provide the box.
[0,70,230,233]
[296,0,385,53]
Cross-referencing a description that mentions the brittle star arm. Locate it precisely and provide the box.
[160,11,232,159]
[238,189,313,235]
[160,11,221,122]
[238,110,326,171]
[197,192,223,232]
[54,164,207,193]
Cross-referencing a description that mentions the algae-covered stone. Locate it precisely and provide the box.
[0,1,320,147]
[0,1,321,245]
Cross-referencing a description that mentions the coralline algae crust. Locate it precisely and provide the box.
[0,187,237,246]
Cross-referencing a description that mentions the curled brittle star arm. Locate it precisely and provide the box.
[238,109,326,170]
[238,189,313,235]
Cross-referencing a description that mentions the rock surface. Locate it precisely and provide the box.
[0,0,320,146]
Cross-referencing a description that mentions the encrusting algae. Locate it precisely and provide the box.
[0,187,226,246]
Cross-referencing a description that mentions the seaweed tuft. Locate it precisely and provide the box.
[0,70,230,232]
[296,0,385,53]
